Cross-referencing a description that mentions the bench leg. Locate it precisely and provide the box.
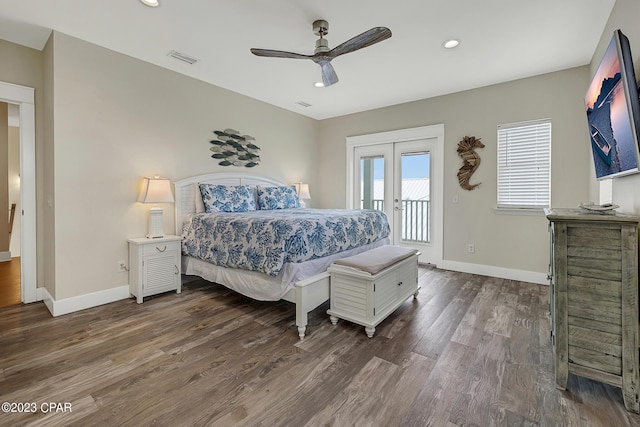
[365,326,375,338]
[297,326,306,340]
[329,315,339,325]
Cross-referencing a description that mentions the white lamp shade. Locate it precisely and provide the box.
[294,183,311,200]
[137,176,174,204]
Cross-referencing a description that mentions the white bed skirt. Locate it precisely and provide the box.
[182,237,390,301]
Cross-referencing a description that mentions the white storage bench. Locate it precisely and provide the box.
[326,245,420,337]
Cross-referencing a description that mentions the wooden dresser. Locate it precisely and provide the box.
[545,208,639,412]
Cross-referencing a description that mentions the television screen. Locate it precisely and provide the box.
[585,30,640,180]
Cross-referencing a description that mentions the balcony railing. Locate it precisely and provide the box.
[362,199,430,243]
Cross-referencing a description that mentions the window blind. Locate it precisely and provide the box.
[497,120,551,208]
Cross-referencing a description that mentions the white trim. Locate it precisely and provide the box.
[346,126,442,147]
[493,207,545,216]
[0,81,36,303]
[440,260,547,285]
[41,286,54,315]
[41,285,131,317]
[0,251,10,262]
[36,286,45,301]
[345,124,445,267]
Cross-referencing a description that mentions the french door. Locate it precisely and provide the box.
[352,138,438,264]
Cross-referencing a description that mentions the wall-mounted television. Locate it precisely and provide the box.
[585,29,640,180]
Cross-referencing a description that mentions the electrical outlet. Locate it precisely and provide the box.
[117,260,127,272]
[467,244,475,253]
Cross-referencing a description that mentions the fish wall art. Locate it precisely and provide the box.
[210,129,261,167]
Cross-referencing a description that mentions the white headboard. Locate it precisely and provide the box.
[174,172,287,233]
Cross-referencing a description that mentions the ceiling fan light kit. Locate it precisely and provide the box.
[250,19,392,87]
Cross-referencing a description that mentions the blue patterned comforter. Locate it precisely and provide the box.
[182,208,390,276]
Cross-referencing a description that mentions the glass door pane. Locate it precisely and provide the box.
[360,156,385,211]
[400,152,430,244]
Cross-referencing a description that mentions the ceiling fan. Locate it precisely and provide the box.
[250,20,392,87]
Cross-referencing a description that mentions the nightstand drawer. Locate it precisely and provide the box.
[142,240,181,256]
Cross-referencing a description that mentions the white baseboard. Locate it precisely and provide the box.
[0,251,10,262]
[440,260,548,285]
[34,261,545,317]
[40,285,131,317]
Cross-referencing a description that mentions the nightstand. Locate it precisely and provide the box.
[128,235,182,303]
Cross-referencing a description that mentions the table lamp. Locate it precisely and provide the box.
[137,176,174,238]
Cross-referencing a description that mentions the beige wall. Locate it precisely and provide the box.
[50,32,319,300]
[318,67,591,274]
[589,0,640,212]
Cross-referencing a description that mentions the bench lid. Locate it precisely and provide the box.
[331,245,418,275]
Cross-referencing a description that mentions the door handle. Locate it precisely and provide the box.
[394,207,404,211]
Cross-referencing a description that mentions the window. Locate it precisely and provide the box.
[497,119,551,209]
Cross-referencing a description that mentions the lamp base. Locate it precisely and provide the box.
[147,207,165,238]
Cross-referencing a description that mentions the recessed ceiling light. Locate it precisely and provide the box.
[140,0,159,7]
[314,82,325,88]
[443,39,460,49]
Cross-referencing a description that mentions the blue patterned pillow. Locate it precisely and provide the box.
[256,185,301,210]
[199,184,256,213]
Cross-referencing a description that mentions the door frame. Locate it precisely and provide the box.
[346,124,444,266]
[0,81,36,303]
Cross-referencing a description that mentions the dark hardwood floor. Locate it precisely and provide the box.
[1,266,639,426]
[0,257,20,308]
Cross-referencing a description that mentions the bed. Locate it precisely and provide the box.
[174,172,391,339]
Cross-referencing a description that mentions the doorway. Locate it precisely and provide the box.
[346,125,444,265]
[0,102,21,307]
[0,81,36,304]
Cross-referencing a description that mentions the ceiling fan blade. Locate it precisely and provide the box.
[250,48,312,60]
[320,62,339,87]
[328,27,392,59]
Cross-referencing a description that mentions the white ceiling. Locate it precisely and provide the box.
[0,0,616,120]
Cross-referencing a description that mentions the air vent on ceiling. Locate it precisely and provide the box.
[167,50,198,65]
[296,101,312,108]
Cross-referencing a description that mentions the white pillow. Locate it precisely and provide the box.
[195,183,205,213]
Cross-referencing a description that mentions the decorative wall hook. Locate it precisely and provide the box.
[457,136,484,191]
[210,128,261,167]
